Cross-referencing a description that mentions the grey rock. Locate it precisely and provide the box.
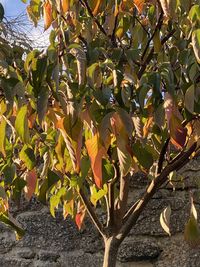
[34,261,61,267]
[38,250,60,262]
[118,241,162,262]
[17,248,36,259]
[0,257,32,267]
[61,250,102,267]
[0,231,16,253]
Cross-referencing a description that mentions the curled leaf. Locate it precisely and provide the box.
[70,47,86,86]
[160,206,171,236]
[75,202,86,230]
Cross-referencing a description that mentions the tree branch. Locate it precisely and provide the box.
[79,189,106,237]
[156,138,170,175]
[116,142,197,243]
[107,182,115,228]
[111,13,118,46]
[79,0,107,36]
[141,11,163,61]
[115,174,130,229]
[138,29,176,79]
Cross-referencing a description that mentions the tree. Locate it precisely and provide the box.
[0,0,200,266]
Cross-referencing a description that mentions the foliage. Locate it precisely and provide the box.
[1,0,200,266]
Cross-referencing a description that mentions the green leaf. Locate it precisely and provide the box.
[80,156,90,179]
[19,145,36,170]
[38,170,60,204]
[132,141,153,170]
[189,5,200,23]
[185,85,195,114]
[15,105,30,144]
[50,195,60,218]
[12,178,26,202]
[192,29,200,64]
[0,117,6,157]
[184,215,200,247]
[90,184,108,206]
[0,3,4,22]
[0,213,25,240]
[2,164,16,185]
[37,86,49,125]
[102,160,114,183]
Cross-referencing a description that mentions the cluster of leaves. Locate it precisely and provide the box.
[0,0,200,248]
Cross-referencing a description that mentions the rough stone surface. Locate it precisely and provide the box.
[118,240,162,262]
[0,160,200,266]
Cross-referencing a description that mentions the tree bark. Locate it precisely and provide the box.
[103,237,119,267]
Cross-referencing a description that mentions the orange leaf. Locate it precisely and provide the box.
[164,93,187,149]
[85,134,107,188]
[44,0,53,31]
[56,117,83,173]
[92,0,102,16]
[24,169,37,200]
[169,115,187,149]
[143,116,153,138]
[110,112,133,175]
[61,0,70,13]
[134,0,145,14]
[75,204,86,230]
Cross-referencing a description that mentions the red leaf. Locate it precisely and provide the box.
[24,169,37,200]
[75,204,86,230]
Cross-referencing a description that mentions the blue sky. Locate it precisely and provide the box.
[0,0,50,49]
[0,0,27,16]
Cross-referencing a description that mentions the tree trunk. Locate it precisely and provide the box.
[103,237,119,267]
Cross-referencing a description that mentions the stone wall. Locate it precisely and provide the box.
[1,159,200,267]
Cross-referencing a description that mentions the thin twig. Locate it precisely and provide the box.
[78,0,107,36]
[79,189,106,237]
[156,138,170,175]
[141,11,163,61]
[134,15,149,36]
[111,13,118,46]
[138,28,176,79]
